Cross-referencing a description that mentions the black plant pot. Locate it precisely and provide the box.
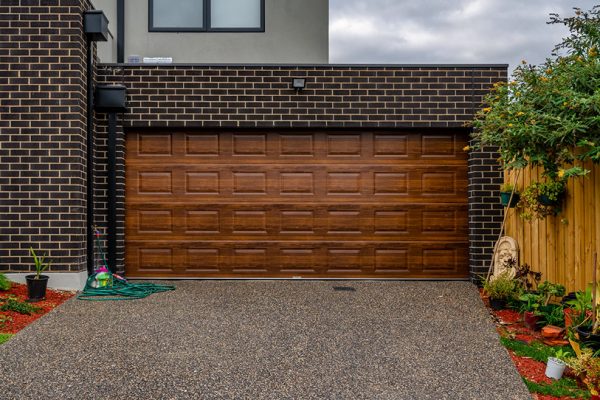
[500,192,520,207]
[538,194,561,207]
[26,275,49,302]
[576,326,600,351]
[489,298,507,310]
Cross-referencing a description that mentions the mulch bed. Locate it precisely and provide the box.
[480,290,589,400]
[0,283,74,334]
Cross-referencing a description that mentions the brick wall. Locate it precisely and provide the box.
[468,143,504,279]
[0,0,93,273]
[95,64,507,278]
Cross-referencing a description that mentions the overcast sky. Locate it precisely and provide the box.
[329,0,598,72]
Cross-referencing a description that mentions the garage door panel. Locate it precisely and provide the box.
[127,165,467,203]
[126,130,469,278]
[126,204,467,241]
[127,131,467,164]
[125,241,468,278]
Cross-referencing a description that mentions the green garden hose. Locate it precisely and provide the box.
[77,227,175,301]
[78,276,175,301]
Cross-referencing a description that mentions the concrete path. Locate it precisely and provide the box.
[0,281,530,399]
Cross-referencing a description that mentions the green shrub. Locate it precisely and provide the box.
[483,271,519,300]
[0,274,11,291]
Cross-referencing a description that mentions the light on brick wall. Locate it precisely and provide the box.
[291,78,306,91]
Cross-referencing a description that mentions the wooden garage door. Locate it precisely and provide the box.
[125,131,468,278]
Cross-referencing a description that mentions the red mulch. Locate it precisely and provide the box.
[509,350,553,384]
[0,282,74,334]
[495,309,523,325]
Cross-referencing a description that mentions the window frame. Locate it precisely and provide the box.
[148,0,265,32]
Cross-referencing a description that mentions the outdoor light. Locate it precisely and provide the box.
[292,78,306,91]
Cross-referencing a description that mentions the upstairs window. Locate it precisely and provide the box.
[149,0,264,32]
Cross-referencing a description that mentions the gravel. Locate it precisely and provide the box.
[0,281,530,399]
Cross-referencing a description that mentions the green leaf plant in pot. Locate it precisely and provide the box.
[27,248,50,302]
[519,281,566,331]
[519,292,542,330]
[545,348,571,380]
[483,270,518,310]
[499,182,520,208]
[518,180,566,220]
[564,286,592,330]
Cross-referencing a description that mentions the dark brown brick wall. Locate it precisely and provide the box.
[96,65,505,128]
[95,64,507,278]
[468,143,504,278]
[0,3,507,277]
[0,0,93,273]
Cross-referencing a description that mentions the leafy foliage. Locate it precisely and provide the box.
[539,304,566,327]
[513,262,542,292]
[0,334,13,345]
[471,6,600,218]
[568,347,600,395]
[29,247,50,279]
[0,296,41,315]
[565,286,593,327]
[483,271,519,300]
[518,180,566,219]
[0,274,11,291]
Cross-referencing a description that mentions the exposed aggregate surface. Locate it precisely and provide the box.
[0,281,530,399]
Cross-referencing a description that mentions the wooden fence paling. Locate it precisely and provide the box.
[504,164,600,292]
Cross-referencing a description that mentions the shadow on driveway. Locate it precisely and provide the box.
[0,281,529,399]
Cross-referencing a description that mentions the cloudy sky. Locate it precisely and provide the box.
[329,0,598,72]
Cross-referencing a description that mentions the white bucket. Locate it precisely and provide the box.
[545,357,566,380]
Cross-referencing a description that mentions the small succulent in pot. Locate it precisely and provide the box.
[26,248,51,302]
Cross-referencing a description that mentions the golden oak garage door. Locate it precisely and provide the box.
[125,131,468,278]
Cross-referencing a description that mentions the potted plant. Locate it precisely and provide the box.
[564,287,592,329]
[567,343,600,399]
[483,270,518,310]
[499,182,520,207]
[518,180,566,220]
[519,293,542,330]
[26,247,50,302]
[519,281,565,330]
[545,348,571,380]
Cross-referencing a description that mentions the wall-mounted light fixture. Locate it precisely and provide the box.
[292,78,306,91]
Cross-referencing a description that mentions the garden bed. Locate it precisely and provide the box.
[0,282,74,342]
[482,292,591,399]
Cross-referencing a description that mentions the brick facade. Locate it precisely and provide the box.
[0,1,507,279]
[0,0,94,273]
[95,64,507,278]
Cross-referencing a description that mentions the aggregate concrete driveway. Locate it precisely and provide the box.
[0,281,530,400]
